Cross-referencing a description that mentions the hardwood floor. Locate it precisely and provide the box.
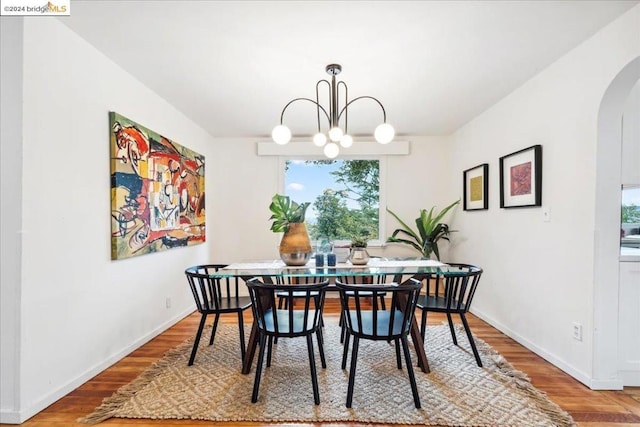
[5,299,639,427]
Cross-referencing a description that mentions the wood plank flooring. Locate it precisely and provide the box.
[4,299,639,426]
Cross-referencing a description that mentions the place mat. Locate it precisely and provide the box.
[79,323,575,426]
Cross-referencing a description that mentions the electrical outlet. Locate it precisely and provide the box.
[165,297,172,309]
[572,322,582,341]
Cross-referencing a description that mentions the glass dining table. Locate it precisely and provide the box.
[205,258,457,375]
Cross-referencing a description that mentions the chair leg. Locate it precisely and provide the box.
[251,334,267,403]
[401,335,421,409]
[339,311,346,343]
[420,309,428,341]
[208,313,220,345]
[460,313,482,367]
[316,329,327,369]
[266,336,274,367]
[395,338,402,369]
[188,313,207,366]
[315,295,325,328]
[346,336,360,408]
[238,311,246,363]
[341,331,350,370]
[379,295,386,310]
[446,312,458,345]
[306,335,320,405]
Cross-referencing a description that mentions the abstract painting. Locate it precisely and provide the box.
[110,112,205,260]
[463,163,489,211]
[499,145,542,208]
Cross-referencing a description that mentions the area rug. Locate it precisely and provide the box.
[79,322,576,426]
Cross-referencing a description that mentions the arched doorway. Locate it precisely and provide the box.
[593,56,640,388]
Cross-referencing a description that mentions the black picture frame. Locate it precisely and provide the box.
[463,163,489,211]
[499,145,542,208]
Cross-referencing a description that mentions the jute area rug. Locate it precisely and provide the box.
[80,322,576,426]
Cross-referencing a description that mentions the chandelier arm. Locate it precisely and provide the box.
[337,95,387,124]
[279,97,331,127]
[337,81,348,134]
[316,79,331,133]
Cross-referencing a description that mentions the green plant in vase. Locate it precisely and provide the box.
[386,200,460,260]
[269,194,312,266]
[348,236,370,265]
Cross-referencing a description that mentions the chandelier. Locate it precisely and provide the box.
[271,64,395,158]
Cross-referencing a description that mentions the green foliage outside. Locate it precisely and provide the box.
[293,160,380,242]
[622,204,640,223]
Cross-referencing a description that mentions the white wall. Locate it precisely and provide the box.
[1,17,24,421]
[1,18,218,423]
[208,135,455,263]
[622,80,640,184]
[449,5,640,388]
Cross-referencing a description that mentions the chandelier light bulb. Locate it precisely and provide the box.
[328,126,344,142]
[339,134,353,148]
[374,123,395,144]
[313,132,327,147]
[272,125,292,145]
[323,142,340,158]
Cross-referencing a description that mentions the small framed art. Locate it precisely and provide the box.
[463,163,489,211]
[499,144,542,208]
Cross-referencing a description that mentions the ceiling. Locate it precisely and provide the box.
[60,1,638,140]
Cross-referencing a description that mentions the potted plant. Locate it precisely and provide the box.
[269,194,312,266]
[386,200,460,260]
[348,236,370,265]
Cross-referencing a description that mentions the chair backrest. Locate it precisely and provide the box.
[184,264,244,312]
[246,277,330,337]
[418,263,483,313]
[335,278,422,340]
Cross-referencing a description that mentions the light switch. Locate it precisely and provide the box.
[542,206,551,222]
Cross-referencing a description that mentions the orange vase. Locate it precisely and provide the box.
[279,222,312,266]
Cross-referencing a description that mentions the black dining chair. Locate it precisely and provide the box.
[336,278,422,409]
[415,263,484,367]
[246,277,330,405]
[184,264,252,366]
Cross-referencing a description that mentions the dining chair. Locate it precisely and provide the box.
[184,264,252,366]
[336,278,422,409]
[246,277,330,405]
[415,263,484,367]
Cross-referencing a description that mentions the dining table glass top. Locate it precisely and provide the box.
[208,258,465,279]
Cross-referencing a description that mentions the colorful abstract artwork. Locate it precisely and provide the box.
[499,145,542,208]
[110,112,205,260]
[463,163,488,211]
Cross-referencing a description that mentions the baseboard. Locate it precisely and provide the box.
[0,307,194,424]
[469,307,615,390]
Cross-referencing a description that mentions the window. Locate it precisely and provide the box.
[283,158,384,245]
[621,184,640,256]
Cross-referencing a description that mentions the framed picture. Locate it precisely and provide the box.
[110,112,206,260]
[499,144,542,208]
[463,163,489,211]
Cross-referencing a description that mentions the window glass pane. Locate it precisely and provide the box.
[284,159,380,243]
[621,184,640,256]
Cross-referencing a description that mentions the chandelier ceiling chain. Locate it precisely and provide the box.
[271,64,395,158]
